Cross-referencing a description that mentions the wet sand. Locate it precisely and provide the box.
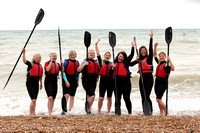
[0,115,199,132]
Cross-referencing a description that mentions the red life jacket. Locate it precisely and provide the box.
[100,62,112,76]
[139,58,152,74]
[45,61,60,75]
[115,62,127,77]
[156,63,170,78]
[29,62,43,77]
[65,59,79,75]
[87,60,99,74]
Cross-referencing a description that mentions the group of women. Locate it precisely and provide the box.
[22,30,174,117]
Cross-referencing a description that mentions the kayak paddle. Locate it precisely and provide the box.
[3,8,45,90]
[58,27,67,112]
[109,32,121,115]
[84,31,91,114]
[134,36,152,115]
[165,27,173,116]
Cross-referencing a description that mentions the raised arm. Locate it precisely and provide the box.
[127,40,136,62]
[95,39,100,56]
[22,48,27,64]
[148,30,154,64]
[153,42,158,57]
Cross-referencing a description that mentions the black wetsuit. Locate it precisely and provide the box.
[81,59,99,97]
[110,47,134,114]
[62,59,80,96]
[25,61,41,100]
[130,38,153,113]
[44,61,61,99]
[97,56,114,98]
[154,57,171,99]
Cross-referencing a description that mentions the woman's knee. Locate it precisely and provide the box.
[48,96,53,101]
[156,99,162,103]
[99,97,104,101]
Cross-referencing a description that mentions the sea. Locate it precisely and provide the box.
[0,29,199,116]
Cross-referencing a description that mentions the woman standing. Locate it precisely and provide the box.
[130,30,154,114]
[22,48,43,116]
[44,52,61,117]
[109,41,135,115]
[153,42,174,115]
[77,49,99,114]
[95,39,114,114]
[61,50,80,115]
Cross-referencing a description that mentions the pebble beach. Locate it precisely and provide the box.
[0,115,199,132]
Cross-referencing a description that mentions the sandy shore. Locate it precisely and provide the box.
[0,115,199,132]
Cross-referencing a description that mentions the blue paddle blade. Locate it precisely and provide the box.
[35,8,45,25]
[165,27,173,45]
[84,31,91,48]
[109,32,116,48]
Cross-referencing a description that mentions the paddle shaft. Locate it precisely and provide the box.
[58,28,63,81]
[112,47,119,108]
[165,43,170,116]
[3,25,37,90]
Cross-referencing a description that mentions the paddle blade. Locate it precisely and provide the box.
[165,27,173,45]
[109,32,116,48]
[84,31,91,48]
[134,36,139,55]
[61,96,67,112]
[143,101,152,115]
[35,8,45,25]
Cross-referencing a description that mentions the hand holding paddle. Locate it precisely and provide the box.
[3,8,45,90]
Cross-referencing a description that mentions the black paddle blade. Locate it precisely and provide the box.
[84,31,91,48]
[109,32,116,48]
[85,100,89,114]
[165,27,173,45]
[61,96,67,112]
[143,101,152,115]
[35,8,45,25]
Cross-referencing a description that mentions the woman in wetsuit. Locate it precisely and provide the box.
[77,49,99,114]
[61,50,80,114]
[109,41,135,115]
[130,30,154,114]
[153,42,174,115]
[44,52,62,117]
[95,39,114,114]
[22,48,43,116]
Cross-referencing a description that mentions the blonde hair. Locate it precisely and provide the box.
[49,52,57,57]
[32,53,41,61]
[69,50,77,58]
[89,49,95,53]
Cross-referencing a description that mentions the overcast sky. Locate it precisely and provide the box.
[0,0,200,30]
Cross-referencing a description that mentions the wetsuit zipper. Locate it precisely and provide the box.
[74,62,75,75]
[38,65,40,77]
[54,63,57,74]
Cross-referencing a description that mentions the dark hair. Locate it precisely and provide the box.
[139,46,148,58]
[104,52,111,56]
[159,52,166,57]
[115,51,127,63]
